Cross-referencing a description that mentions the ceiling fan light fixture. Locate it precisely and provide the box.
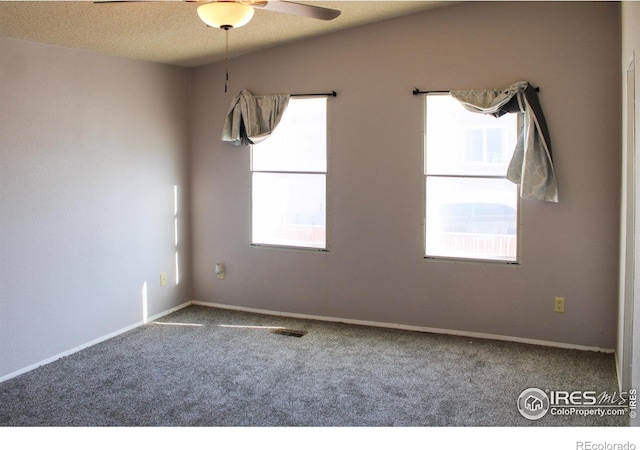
[197,2,255,29]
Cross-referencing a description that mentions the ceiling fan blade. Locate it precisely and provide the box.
[255,1,341,21]
[94,0,198,3]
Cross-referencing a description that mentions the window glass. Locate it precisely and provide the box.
[251,97,327,249]
[252,98,327,173]
[252,173,326,248]
[425,94,517,176]
[425,95,519,262]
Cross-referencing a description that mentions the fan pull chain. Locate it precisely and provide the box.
[224,27,229,93]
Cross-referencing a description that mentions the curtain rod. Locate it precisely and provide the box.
[291,91,337,97]
[412,87,539,95]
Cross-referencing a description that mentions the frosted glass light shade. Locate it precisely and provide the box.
[197,2,255,29]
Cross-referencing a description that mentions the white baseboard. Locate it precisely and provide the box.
[193,300,615,354]
[0,301,193,384]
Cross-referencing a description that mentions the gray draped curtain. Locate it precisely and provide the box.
[451,81,558,203]
[221,89,290,146]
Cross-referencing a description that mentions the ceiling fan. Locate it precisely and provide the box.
[196,1,341,29]
[97,1,341,30]
[197,1,340,92]
[97,1,341,91]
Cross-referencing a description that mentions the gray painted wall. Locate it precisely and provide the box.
[190,2,622,349]
[0,38,192,379]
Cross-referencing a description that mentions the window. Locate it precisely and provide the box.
[424,94,519,262]
[251,97,327,249]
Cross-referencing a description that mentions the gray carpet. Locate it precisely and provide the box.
[0,305,629,426]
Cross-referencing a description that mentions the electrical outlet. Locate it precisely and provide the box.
[160,273,167,287]
[215,263,225,280]
[554,296,565,313]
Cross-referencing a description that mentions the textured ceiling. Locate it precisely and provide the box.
[0,1,454,67]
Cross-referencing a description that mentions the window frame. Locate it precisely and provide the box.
[422,93,522,264]
[249,96,329,252]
